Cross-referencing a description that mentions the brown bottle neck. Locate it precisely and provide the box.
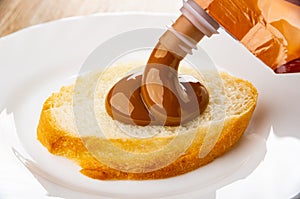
[172,15,205,42]
[148,15,205,71]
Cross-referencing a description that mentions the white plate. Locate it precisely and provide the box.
[0,13,300,199]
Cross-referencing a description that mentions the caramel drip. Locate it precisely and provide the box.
[105,15,209,126]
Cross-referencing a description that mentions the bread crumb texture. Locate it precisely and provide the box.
[37,64,258,180]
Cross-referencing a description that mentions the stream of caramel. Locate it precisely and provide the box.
[105,15,209,126]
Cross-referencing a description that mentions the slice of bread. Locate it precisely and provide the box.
[37,65,258,180]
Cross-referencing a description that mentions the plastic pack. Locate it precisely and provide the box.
[196,0,300,73]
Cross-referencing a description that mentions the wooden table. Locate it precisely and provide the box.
[0,0,180,37]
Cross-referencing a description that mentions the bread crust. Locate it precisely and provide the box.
[37,72,257,180]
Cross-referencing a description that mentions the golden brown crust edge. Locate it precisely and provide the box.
[37,74,258,180]
[37,102,256,180]
[80,107,255,180]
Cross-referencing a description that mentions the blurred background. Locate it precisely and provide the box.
[0,0,182,37]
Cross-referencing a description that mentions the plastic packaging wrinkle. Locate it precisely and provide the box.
[196,0,300,73]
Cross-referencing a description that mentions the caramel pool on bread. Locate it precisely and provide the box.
[105,15,210,126]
